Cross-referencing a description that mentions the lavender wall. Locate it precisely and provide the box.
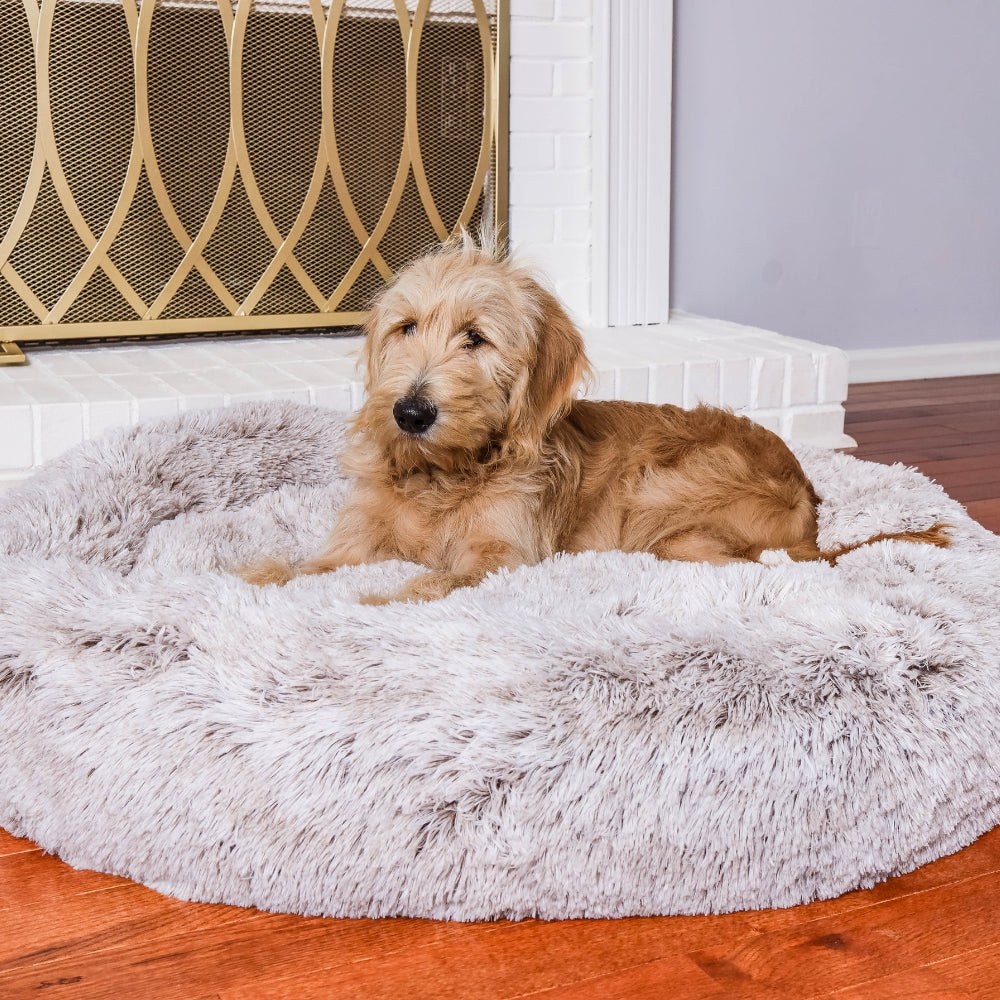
[670,0,1000,351]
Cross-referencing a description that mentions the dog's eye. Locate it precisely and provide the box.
[402,323,417,337]
[464,329,485,348]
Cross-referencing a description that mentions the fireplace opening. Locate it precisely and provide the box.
[0,0,507,362]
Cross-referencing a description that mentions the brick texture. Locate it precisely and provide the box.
[508,5,593,322]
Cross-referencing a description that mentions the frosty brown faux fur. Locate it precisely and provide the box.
[1,399,997,921]
[241,237,947,602]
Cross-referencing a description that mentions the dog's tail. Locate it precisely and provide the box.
[785,522,951,566]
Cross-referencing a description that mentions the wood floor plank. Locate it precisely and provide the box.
[847,374,1000,399]
[0,912,491,1000]
[846,386,1000,411]
[844,413,1000,438]
[931,480,1000,503]
[0,848,131,909]
[689,869,1000,998]
[909,456,1000,483]
[217,916,759,1000]
[744,827,1000,934]
[0,881,258,973]
[852,439,1000,463]
[847,456,993,478]
[848,378,1000,398]
[964,499,1000,533]
[518,954,730,1000]
[846,373,1000,543]
[934,942,1000,1000]
[0,831,39,858]
[814,965,974,999]
[847,392,1000,414]
[846,399,1000,423]
[846,435,1000,463]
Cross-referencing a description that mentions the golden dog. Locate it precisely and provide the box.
[242,236,947,603]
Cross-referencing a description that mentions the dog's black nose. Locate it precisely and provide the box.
[393,396,438,435]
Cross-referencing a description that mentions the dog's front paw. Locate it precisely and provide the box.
[359,592,394,606]
[361,570,478,605]
[236,556,297,587]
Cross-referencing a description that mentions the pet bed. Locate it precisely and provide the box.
[1,401,999,920]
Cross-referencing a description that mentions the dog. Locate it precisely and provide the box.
[240,234,948,603]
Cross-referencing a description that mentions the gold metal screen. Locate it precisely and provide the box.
[0,0,507,363]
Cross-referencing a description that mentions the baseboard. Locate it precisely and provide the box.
[848,339,1000,383]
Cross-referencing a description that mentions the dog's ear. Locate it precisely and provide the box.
[507,283,590,455]
[358,293,392,390]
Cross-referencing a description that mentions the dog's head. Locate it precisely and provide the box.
[357,234,591,472]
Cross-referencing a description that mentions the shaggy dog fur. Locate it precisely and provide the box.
[241,236,948,603]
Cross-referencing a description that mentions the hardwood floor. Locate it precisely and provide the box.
[2,375,999,1000]
[843,375,1000,534]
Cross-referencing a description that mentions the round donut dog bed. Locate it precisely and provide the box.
[1,401,999,920]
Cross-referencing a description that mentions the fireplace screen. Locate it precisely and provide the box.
[0,0,507,362]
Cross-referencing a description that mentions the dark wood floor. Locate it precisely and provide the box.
[844,374,1000,534]
[2,375,999,1000]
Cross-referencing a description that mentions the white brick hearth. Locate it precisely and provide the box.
[0,315,850,494]
[0,0,854,493]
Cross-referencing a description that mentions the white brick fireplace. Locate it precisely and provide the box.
[0,0,851,494]
[504,0,849,446]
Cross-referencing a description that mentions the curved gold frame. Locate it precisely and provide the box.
[0,0,508,358]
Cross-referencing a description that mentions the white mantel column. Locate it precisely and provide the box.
[592,0,673,328]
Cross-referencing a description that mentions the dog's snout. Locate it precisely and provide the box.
[393,396,438,436]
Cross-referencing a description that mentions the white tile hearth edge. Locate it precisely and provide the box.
[0,313,852,495]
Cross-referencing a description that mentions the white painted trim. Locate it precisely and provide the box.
[596,0,673,328]
[848,340,1000,383]
[590,0,611,329]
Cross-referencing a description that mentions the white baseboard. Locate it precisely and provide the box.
[848,339,1000,383]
